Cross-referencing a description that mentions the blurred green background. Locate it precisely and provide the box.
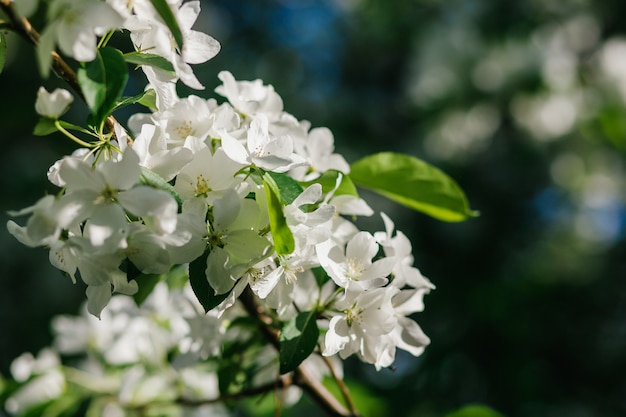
[2,0,626,416]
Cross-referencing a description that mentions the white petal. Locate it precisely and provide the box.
[118,186,178,234]
[250,266,282,299]
[183,31,220,64]
[98,147,141,190]
[220,130,250,165]
[86,284,112,318]
[206,247,235,295]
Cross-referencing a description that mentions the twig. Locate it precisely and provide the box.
[0,0,120,140]
[239,287,361,417]
[321,355,359,416]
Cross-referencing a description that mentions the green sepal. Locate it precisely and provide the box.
[149,0,184,51]
[33,117,58,136]
[188,249,231,313]
[350,152,478,222]
[263,175,295,256]
[139,167,183,211]
[123,52,176,76]
[77,46,128,128]
[279,310,319,374]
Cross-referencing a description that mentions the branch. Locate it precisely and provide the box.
[0,0,120,140]
[239,287,361,417]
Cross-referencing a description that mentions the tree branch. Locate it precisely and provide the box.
[0,0,120,140]
[239,287,361,417]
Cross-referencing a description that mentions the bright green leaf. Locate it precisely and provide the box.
[445,405,506,417]
[279,310,319,374]
[139,167,183,211]
[301,169,358,197]
[114,89,158,112]
[263,179,295,256]
[188,249,231,313]
[149,0,184,51]
[136,89,157,111]
[33,118,58,136]
[265,171,303,204]
[123,52,176,76]
[350,152,478,222]
[0,32,6,75]
[77,47,128,128]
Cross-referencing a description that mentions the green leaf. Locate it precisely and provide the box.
[33,118,58,136]
[445,405,505,417]
[123,52,176,75]
[266,171,304,205]
[114,89,158,112]
[188,249,231,312]
[77,47,128,128]
[279,310,319,374]
[149,0,184,51]
[263,178,295,256]
[301,170,358,197]
[139,167,182,211]
[132,273,161,307]
[350,152,478,222]
[0,32,6,75]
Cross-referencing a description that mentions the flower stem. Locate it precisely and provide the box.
[54,120,94,149]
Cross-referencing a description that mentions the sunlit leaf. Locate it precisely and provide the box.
[301,169,358,197]
[265,171,303,204]
[263,178,295,256]
[123,52,176,76]
[77,47,128,127]
[149,0,184,51]
[350,152,478,222]
[279,310,319,374]
[114,89,158,112]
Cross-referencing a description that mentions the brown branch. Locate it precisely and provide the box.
[321,355,359,416]
[239,287,361,417]
[0,0,119,139]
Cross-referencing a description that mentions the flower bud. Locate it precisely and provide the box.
[34,87,73,118]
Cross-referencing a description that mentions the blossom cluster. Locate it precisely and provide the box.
[4,0,439,414]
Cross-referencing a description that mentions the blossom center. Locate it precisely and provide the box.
[173,120,195,140]
[194,174,211,197]
[345,305,364,327]
[345,258,365,280]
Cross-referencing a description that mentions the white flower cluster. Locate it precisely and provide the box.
[8,0,434,398]
[6,281,241,415]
